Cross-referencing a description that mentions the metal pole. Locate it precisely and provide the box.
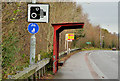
[69,48,70,53]
[32,0,36,3]
[67,40,68,54]
[101,33,102,48]
[100,28,102,48]
[30,0,37,65]
[65,35,66,49]
[30,34,36,65]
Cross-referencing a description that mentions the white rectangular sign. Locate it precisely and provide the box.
[28,4,49,23]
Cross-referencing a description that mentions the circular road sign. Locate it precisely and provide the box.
[28,23,39,34]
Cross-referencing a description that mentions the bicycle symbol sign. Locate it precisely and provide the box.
[28,23,39,34]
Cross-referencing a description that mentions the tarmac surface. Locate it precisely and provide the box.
[54,50,118,79]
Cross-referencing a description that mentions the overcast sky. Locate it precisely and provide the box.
[77,2,118,34]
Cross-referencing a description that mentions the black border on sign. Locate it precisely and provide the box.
[27,3,50,23]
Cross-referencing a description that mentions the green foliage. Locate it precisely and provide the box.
[38,51,53,71]
[74,29,85,40]
[11,18,16,22]
[82,47,111,51]
[22,53,25,58]
[109,45,112,49]
[102,40,105,48]
[2,31,19,68]
[102,29,109,34]
[72,29,85,47]
[112,41,115,48]
[13,9,20,14]
[40,51,53,60]
[92,41,95,47]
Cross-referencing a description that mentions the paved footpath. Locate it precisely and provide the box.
[54,51,95,79]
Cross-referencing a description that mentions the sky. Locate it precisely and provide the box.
[77,2,118,34]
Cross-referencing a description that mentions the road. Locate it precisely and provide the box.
[54,50,118,79]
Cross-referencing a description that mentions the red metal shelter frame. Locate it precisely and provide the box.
[51,23,84,74]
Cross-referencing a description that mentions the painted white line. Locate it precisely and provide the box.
[89,53,92,55]
[88,53,108,79]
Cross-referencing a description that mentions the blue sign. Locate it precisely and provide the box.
[28,23,39,34]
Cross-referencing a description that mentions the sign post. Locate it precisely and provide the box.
[67,39,69,54]
[29,0,37,66]
[65,33,74,54]
[28,0,49,65]
[28,23,39,65]
[30,34,36,65]
[65,35,66,49]
[32,0,36,3]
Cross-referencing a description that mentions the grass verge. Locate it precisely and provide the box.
[82,47,111,51]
